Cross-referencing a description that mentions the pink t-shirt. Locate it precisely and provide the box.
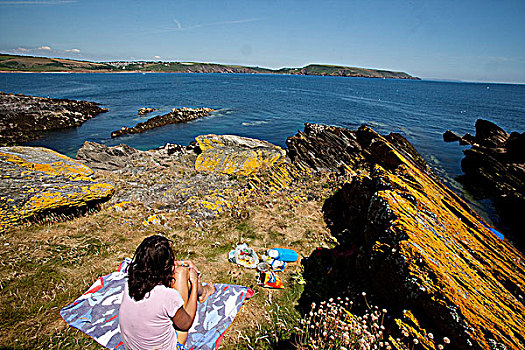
[119,283,184,350]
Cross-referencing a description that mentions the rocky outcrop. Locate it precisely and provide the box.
[137,107,156,115]
[0,92,108,146]
[110,107,214,138]
[0,146,114,231]
[289,124,525,350]
[75,140,242,221]
[194,134,287,176]
[76,141,142,171]
[287,122,434,178]
[445,119,525,248]
[74,135,306,222]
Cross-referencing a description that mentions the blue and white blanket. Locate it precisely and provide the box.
[60,259,253,350]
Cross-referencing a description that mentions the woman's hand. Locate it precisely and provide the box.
[189,268,199,285]
[180,260,200,275]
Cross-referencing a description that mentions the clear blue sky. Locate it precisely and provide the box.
[1,0,524,83]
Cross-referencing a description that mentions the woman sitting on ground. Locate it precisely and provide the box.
[119,235,215,350]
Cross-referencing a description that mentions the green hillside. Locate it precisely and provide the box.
[0,54,115,72]
[0,53,419,79]
[281,64,417,79]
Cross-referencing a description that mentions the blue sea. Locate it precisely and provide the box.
[1,73,524,227]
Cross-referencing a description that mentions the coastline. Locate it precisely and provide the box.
[0,54,420,79]
[0,70,420,79]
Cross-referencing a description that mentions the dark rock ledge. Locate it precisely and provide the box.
[110,107,214,138]
[289,123,525,350]
[0,92,108,146]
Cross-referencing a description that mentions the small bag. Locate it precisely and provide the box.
[257,270,284,289]
[228,243,259,269]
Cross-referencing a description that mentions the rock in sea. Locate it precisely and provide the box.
[445,118,525,249]
[111,107,214,138]
[0,92,107,146]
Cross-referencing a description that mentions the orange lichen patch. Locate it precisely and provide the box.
[388,336,409,350]
[195,135,226,152]
[194,195,233,213]
[194,150,313,218]
[190,135,315,218]
[109,201,133,212]
[142,214,168,227]
[194,134,287,176]
[195,148,284,176]
[248,161,309,192]
[373,150,525,349]
[0,146,114,231]
[0,148,93,178]
[19,184,114,213]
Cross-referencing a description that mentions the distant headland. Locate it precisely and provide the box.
[0,53,419,80]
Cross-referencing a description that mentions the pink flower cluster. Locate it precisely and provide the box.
[294,295,451,350]
[294,296,387,350]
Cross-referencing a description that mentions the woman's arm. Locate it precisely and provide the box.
[171,267,199,331]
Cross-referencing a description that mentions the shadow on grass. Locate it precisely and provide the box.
[296,183,361,314]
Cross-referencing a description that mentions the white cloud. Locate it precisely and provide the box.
[154,55,161,59]
[10,45,84,58]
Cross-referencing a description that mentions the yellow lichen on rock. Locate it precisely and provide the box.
[195,134,286,176]
[365,148,525,349]
[195,135,225,152]
[195,146,285,176]
[302,124,525,350]
[190,188,234,214]
[0,147,93,177]
[192,135,312,217]
[0,146,114,231]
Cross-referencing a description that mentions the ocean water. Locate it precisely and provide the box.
[1,73,524,226]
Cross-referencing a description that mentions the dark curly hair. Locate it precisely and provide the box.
[128,235,175,301]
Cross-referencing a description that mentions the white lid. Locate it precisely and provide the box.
[268,249,279,258]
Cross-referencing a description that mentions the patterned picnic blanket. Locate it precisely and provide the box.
[60,258,254,350]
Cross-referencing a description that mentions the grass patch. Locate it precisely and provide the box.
[0,172,336,349]
[235,221,258,241]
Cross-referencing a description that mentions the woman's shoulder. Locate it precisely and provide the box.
[151,284,182,299]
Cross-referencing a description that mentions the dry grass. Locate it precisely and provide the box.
[0,173,335,349]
